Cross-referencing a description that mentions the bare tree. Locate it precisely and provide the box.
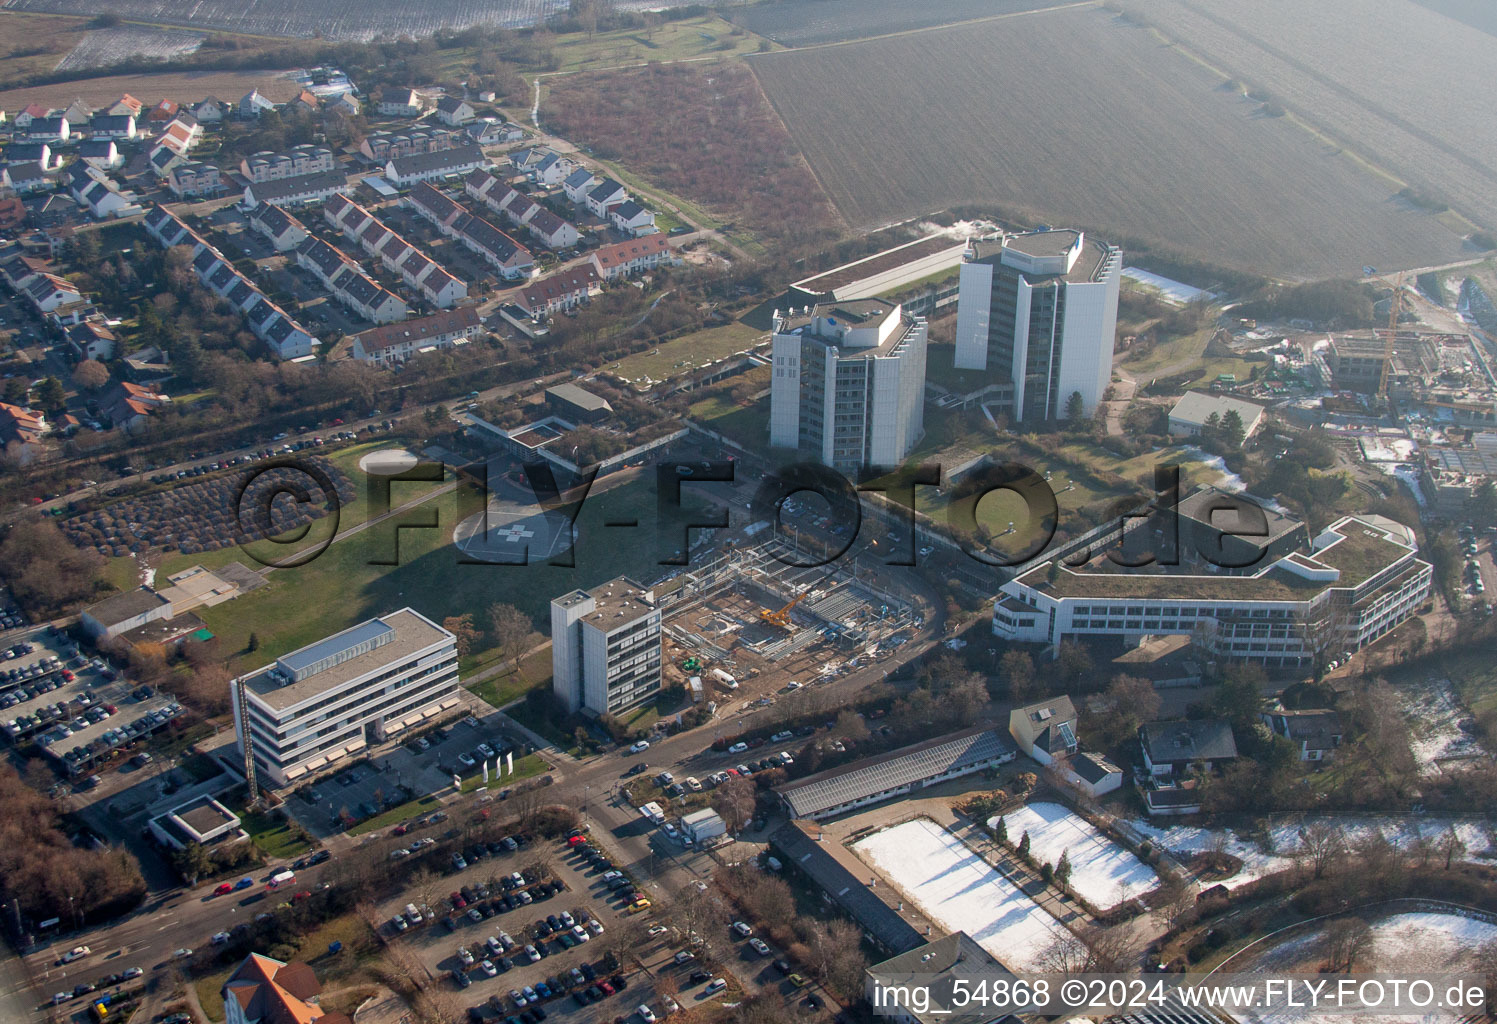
[712,776,756,834]
[1297,821,1345,879]
[1156,878,1197,931]
[1438,826,1467,869]
[1035,930,1092,974]
[1321,917,1373,972]
[488,603,538,682]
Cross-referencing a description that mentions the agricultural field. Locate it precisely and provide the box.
[2,0,709,42]
[543,61,841,250]
[725,0,1068,47]
[749,3,1469,279]
[1136,0,1497,239]
[54,24,206,71]
[0,11,92,84]
[0,67,299,110]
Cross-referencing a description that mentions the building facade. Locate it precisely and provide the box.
[769,299,927,472]
[231,609,460,788]
[551,577,662,716]
[953,229,1120,420]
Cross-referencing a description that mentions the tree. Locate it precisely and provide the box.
[1297,821,1345,879]
[712,776,756,834]
[1321,917,1372,972]
[1018,831,1031,857]
[1220,409,1246,450]
[442,614,479,658]
[1473,480,1497,531]
[1104,673,1161,726]
[1065,390,1086,421]
[1056,641,1093,688]
[1438,826,1467,869]
[34,376,64,412]
[247,632,260,653]
[1000,650,1035,701]
[1156,878,1197,930]
[992,815,1007,843]
[171,841,214,885]
[71,360,110,391]
[488,603,537,680]
[1054,849,1072,888]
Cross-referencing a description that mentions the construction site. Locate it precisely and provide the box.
[653,536,925,703]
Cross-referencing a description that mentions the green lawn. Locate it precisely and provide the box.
[195,969,231,1022]
[459,752,548,792]
[609,321,765,384]
[466,649,553,709]
[687,390,770,450]
[346,792,443,837]
[238,807,313,860]
[191,472,666,675]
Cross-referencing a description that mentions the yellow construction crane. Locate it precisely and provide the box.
[760,574,833,628]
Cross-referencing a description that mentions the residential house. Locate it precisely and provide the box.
[510,147,570,185]
[583,178,626,217]
[11,103,50,129]
[107,95,144,118]
[350,305,481,365]
[88,113,137,139]
[435,96,475,126]
[384,144,487,186]
[4,142,58,171]
[465,120,524,146]
[102,380,170,431]
[452,213,533,280]
[523,207,580,250]
[2,163,52,194]
[289,89,320,113]
[220,952,350,1024]
[25,116,69,143]
[64,319,117,361]
[1066,751,1124,797]
[167,161,223,198]
[517,265,601,316]
[561,167,600,204]
[78,138,122,170]
[294,236,407,324]
[153,118,201,157]
[246,203,309,252]
[404,181,467,232]
[0,402,47,462]
[0,198,24,232]
[325,194,468,308]
[377,89,425,117]
[608,199,656,236]
[191,97,226,123]
[1261,708,1343,762]
[240,145,335,183]
[146,99,180,124]
[24,272,82,312]
[75,177,141,219]
[242,171,350,209]
[239,90,276,118]
[358,127,455,164]
[589,234,674,281]
[62,98,91,126]
[327,93,361,118]
[1007,696,1079,765]
[1141,719,1238,777]
[146,143,183,178]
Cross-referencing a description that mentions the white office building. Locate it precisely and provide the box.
[953,229,1120,421]
[231,609,460,788]
[993,511,1431,667]
[769,298,927,472]
[551,577,662,716]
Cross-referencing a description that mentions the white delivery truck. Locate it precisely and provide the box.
[710,668,738,690]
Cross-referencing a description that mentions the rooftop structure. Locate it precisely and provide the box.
[864,932,1017,1024]
[773,724,1016,820]
[551,577,662,716]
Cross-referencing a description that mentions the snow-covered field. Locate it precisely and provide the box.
[1402,680,1487,775]
[994,803,1158,908]
[854,818,1065,969]
[55,26,206,71]
[1237,911,1497,1024]
[1131,817,1496,889]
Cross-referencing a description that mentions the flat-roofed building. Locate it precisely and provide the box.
[865,932,1017,1024]
[773,724,1016,820]
[551,577,662,716]
[954,229,1121,420]
[231,609,460,787]
[1168,391,1266,439]
[769,298,927,472]
[993,508,1431,668]
[148,795,246,851]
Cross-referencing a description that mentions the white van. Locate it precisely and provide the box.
[268,869,295,887]
[405,903,423,924]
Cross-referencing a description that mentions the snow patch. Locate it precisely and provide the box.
[994,803,1158,908]
[1402,680,1488,775]
[854,818,1066,969]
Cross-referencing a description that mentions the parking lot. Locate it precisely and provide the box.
[286,703,534,839]
[0,627,185,782]
[381,827,691,1024]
